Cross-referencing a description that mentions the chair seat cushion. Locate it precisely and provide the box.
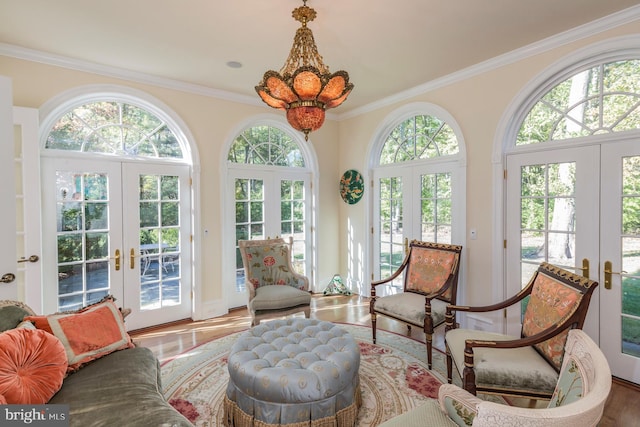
[447,329,558,394]
[374,293,447,327]
[378,399,458,427]
[249,285,311,312]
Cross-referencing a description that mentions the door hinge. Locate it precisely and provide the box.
[189,177,192,186]
[503,239,507,249]
[503,169,507,179]
[503,309,507,319]
[190,234,194,243]
[371,226,374,234]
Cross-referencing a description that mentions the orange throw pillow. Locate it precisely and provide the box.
[0,328,68,404]
[25,299,134,373]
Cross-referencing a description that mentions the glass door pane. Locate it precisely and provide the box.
[55,171,112,311]
[138,174,182,310]
[280,179,306,276]
[234,177,265,301]
[420,172,452,243]
[378,176,404,287]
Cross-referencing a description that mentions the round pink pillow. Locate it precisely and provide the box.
[0,328,68,404]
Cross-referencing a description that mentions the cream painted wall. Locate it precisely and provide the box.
[1,17,639,320]
[0,56,341,316]
[337,20,640,307]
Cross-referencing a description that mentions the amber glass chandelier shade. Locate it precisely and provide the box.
[255,0,353,139]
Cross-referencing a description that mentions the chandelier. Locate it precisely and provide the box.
[255,0,353,140]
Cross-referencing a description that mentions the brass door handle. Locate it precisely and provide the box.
[1,273,16,283]
[111,249,121,271]
[604,260,626,290]
[17,255,39,263]
[575,258,590,279]
[130,248,136,269]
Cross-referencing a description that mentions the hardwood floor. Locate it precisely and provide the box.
[130,294,639,426]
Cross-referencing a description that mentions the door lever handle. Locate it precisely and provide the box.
[17,255,39,263]
[0,273,15,283]
[110,249,121,271]
[575,258,590,279]
[604,260,626,290]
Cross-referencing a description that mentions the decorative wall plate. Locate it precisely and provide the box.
[339,169,364,204]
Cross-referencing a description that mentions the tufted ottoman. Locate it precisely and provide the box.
[224,318,361,427]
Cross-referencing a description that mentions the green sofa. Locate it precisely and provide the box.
[0,300,191,427]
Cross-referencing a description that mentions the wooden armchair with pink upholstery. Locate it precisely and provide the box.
[445,262,598,400]
[370,240,463,369]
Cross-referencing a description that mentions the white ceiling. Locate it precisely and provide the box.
[1,0,640,115]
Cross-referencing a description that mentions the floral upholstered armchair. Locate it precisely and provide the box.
[370,240,462,369]
[378,329,611,427]
[238,237,311,326]
[445,262,598,400]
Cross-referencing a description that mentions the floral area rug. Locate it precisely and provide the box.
[161,323,503,426]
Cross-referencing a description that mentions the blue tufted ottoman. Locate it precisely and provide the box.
[223,318,361,427]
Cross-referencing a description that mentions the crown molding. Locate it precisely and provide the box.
[1,4,638,122]
[338,4,640,121]
[0,42,263,107]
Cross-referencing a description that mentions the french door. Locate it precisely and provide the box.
[42,158,192,331]
[373,162,461,288]
[506,138,640,383]
[227,169,311,309]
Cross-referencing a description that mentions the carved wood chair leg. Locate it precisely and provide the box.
[371,313,377,344]
[446,349,453,384]
[426,333,433,370]
[463,365,477,396]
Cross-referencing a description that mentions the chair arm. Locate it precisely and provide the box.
[293,273,310,292]
[465,324,576,352]
[446,292,528,315]
[437,383,482,427]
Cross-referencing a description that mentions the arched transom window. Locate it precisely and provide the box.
[46,101,184,158]
[380,115,459,164]
[228,125,304,167]
[517,59,640,144]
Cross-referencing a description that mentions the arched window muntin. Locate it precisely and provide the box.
[40,85,193,165]
[379,114,460,165]
[227,124,305,168]
[517,59,640,145]
[504,40,640,154]
[373,105,465,168]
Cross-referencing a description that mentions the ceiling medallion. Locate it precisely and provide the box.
[255,0,354,140]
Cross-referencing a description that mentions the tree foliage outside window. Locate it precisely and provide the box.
[228,126,304,167]
[46,101,183,158]
[380,115,459,164]
[517,60,640,144]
